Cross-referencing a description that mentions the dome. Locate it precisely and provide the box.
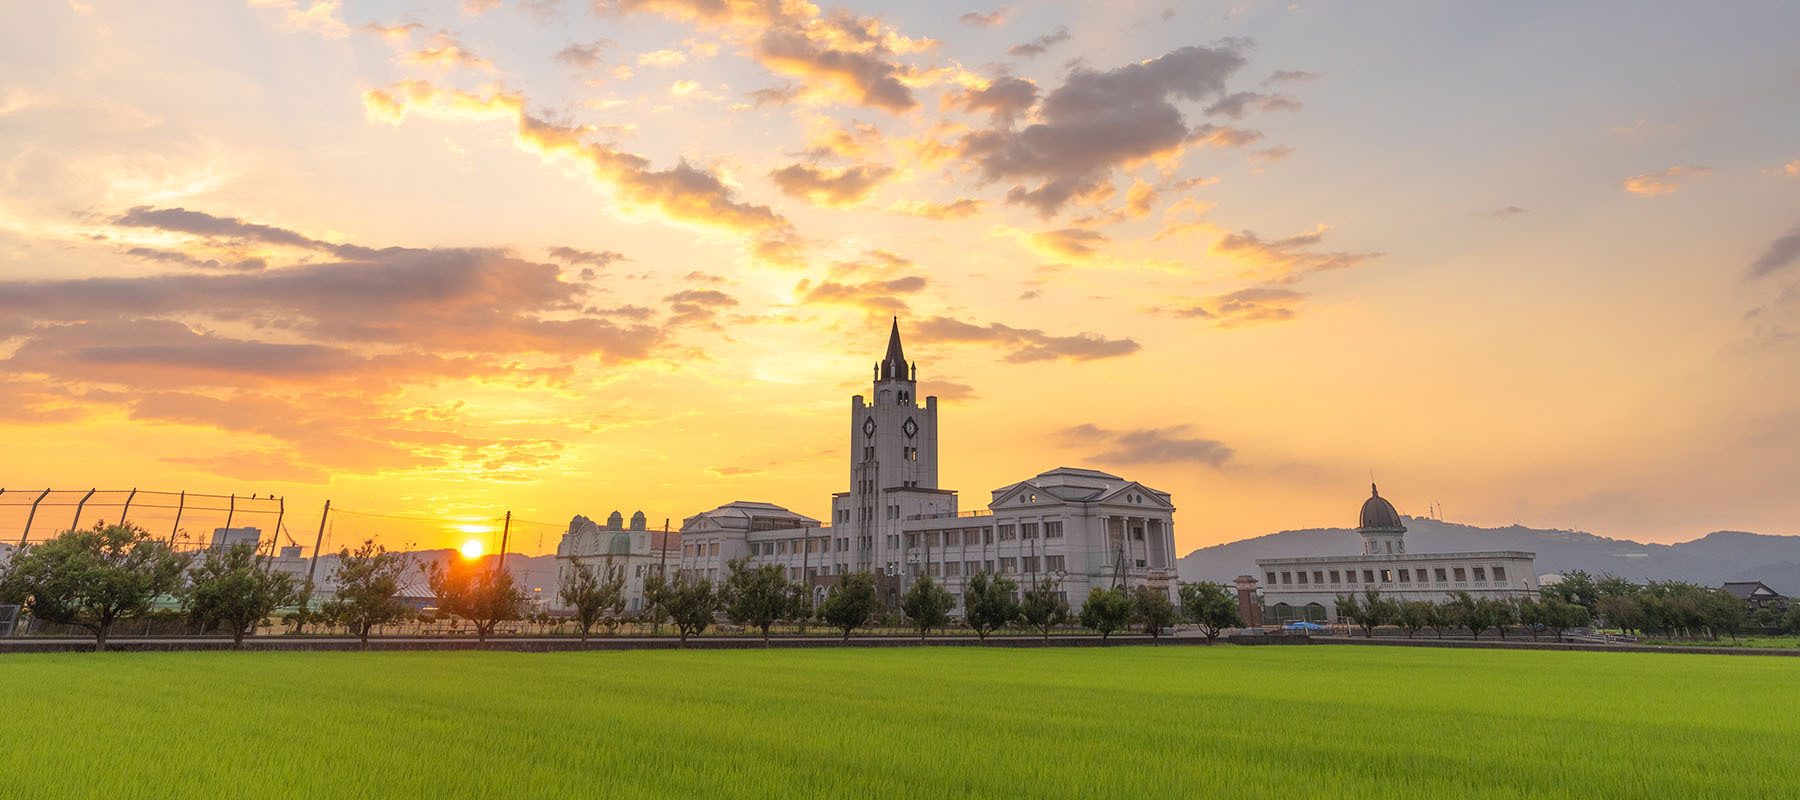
[606,510,624,529]
[629,510,647,531]
[606,532,632,555]
[1358,484,1404,530]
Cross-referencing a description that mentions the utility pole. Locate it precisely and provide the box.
[495,511,512,575]
[222,493,236,538]
[657,519,670,577]
[305,500,331,593]
[169,490,186,545]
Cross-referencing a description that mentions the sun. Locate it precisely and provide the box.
[459,539,484,560]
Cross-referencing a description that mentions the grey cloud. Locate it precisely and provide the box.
[945,77,1038,124]
[957,44,1249,216]
[555,39,616,69]
[912,315,1139,362]
[768,163,895,206]
[113,206,381,259]
[548,245,628,268]
[959,8,1010,27]
[1263,70,1321,85]
[1007,27,1069,59]
[1066,423,1233,467]
[1749,223,1800,279]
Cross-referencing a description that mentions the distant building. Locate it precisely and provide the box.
[210,527,262,551]
[1721,581,1787,614]
[553,511,679,613]
[1253,485,1539,624]
[676,321,1179,613]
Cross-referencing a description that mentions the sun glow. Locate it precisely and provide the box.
[459,539,484,559]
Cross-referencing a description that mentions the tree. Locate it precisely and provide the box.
[1131,586,1179,641]
[820,572,877,641]
[1338,589,1394,638]
[1540,596,1591,639]
[1078,587,1132,641]
[725,559,795,643]
[1020,582,1071,641]
[1515,598,1545,641]
[1395,601,1435,639]
[964,572,1020,641]
[558,558,625,642]
[1179,581,1244,644]
[900,575,954,641]
[660,572,720,643]
[427,558,528,642]
[1543,569,1599,615]
[787,584,815,634]
[1479,597,1516,640]
[1702,587,1744,641]
[1444,591,1486,639]
[641,572,671,634]
[185,542,299,649]
[321,540,412,645]
[4,522,190,651]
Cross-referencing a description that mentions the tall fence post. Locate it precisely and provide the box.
[119,488,138,527]
[69,488,96,533]
[20,489,50,547]
[221,493,236,541]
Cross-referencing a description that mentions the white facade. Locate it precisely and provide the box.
[675,320,1178,613]
[554,511,680,613]
[1256,485,1539,623]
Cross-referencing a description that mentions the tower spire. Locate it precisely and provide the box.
[879,317,910,381]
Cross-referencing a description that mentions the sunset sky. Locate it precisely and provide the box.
[2,1,1798,554]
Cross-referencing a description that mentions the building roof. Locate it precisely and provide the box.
[680,500,820,533]
[989,467,1171,507]
[1359,484,1405,531]
[1722,581,1784,600]
[877,317,911,382]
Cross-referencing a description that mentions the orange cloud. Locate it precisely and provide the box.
[768,162,894,206]
[890,197,984,220]
[1621,166,1713,197]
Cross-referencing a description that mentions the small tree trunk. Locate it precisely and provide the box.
[233,625,247,650]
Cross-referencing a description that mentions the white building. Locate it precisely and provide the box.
[210,526,262,550]
[554,510,680,613]
[676,320,1179,613]
[1255,485,1539,623]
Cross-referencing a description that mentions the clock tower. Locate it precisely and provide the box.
[843,319,945,574]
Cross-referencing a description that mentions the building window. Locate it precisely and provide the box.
[1362,570,1376,584]
[1280,571,1291,585]
[1493,566,1507,583]
[1453,567,1467,582]
[965,560,980,575]
[1022,523,1039,539]
[944,562,960,576]
[928,562,940,577]
[1266,571,1278,585]
[926,532,939,547]
[709,542,719,556]
[998,525,1016,541]
[1473,567,1487,582]
[1132,528,1145,541]
[1000,557,1017,574]
[984,560,995,573]
[1045,521,1064,538]
[1397,569,1410,583]
[943,531,959,546]
[983,529,994,545]
[1023,556,1040,573]
[1312,571,1323,584]
[1297,571,1308,585]
[906,534,918,548]
[1435,567,1448,582]
[1328,570,1340,584]
[1046,555,1065,572]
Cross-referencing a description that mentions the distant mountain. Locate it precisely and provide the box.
[1178,517,1800,594]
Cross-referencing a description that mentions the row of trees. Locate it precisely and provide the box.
[559,559,1247,645]
[1539,571,1753,640]
[0,522,306,650]
[2,526,1250,650]
[1335,589,1593,640]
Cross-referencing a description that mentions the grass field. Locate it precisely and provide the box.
[2,645,1796,799]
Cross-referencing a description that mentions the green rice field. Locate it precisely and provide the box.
[2,645,1795,798]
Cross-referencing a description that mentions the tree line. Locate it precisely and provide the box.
[2,524,1257,650]
[1334,589,1593,640]
[565,558,1247,645]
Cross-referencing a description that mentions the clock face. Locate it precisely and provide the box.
[862,417,876,437]
[902,417,918,438]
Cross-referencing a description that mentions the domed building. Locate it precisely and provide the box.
[554,510,680,614]
[1253,484,1540,624]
